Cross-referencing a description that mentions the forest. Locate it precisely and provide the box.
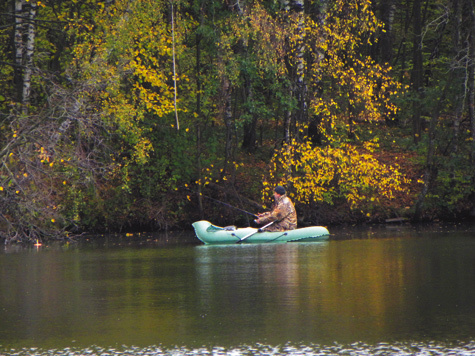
[0,0,474,243]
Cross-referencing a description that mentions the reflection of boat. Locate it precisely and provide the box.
[192,220,330,245]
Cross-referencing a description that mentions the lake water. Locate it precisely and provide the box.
[0,223,474,355]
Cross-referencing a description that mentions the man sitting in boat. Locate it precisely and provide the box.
[254,185,297,232]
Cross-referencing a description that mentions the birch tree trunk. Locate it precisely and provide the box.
[13,0,36,114]
[22,0,37,115]
[13,0,25,103]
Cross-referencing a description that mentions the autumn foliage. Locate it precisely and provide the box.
[0,0,474,242]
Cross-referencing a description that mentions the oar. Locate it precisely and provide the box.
[237,221,274,243]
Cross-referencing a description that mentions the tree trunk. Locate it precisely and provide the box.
[231,1,258,152]
[13,0,36,114]
[13,0,25,103]
[171,1,179,130]
[196,124,204,219]
[285,0,307,139]
[195,19,203,218]
[465,0,475,216]
[242,79,257,152]
[284,108,291,143]
[293,0,306,126]
[410,0,424,144]
[22,0,36,115]
[379,0,396,64]
[450,0,462,155]
[394,0,411,87]
[223,82,233,174]
[414,76,452,220]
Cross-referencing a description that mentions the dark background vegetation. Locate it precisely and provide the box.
[1,0,475,242]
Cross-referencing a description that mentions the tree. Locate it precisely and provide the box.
[264,140,408,222]
[309,0,400,140]
[467,0,475,216]
[9,0,37,113]
[410,0,424,144]
[0,0,189,240]
[261,0,406,222]
[377,0,397,64]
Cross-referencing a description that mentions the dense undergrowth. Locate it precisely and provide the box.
[1,0,475,242]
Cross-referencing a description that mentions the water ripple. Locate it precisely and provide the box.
[1,341,475,356]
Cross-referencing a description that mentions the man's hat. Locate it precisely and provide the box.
[274,185,286,195]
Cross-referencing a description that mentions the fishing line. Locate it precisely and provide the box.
[183,186,258,218]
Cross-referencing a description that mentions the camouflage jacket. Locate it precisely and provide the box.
[258,194,297,232]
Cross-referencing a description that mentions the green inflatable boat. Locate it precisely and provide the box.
[192,220,330,245]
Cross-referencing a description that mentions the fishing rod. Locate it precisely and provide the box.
[183,186,258,218]
[200,194,258,218]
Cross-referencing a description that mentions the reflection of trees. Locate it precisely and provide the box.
[194,244,326,342]
[0,248,199,347]
[1,237,473,348]
[195,239,475,343]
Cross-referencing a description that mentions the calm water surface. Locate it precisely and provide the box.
[0,224,474,355]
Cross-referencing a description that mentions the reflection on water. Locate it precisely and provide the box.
[1,340,475,355]
[0,225,474,355]
[194,237,475,345]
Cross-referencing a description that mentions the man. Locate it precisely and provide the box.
[254,185,297,232]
